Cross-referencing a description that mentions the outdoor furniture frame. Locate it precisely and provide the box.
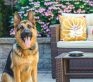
[50,24,93,78]
[55,53,93,82]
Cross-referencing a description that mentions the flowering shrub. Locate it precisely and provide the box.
[14,1,61,37]
[10,0,93,37]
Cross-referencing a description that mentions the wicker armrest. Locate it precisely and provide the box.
[50,24,60,42]
[50,24,60,78]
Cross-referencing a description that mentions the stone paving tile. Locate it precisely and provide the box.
[38,71,55,82]
[0,72,93,82]
[38,72,93,82]
[71,79,93,82]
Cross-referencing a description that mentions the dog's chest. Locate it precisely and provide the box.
[22,63,32,72]
[12,53,34,67]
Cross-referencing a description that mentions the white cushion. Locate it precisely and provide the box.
[57,41,93,48]
[62,13,93,26]
[87,26,93,41]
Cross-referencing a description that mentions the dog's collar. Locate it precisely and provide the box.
[13,43,36,57]
[16,43,36,50]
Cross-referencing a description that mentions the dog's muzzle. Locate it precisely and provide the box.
[21,29,32,41]
[21,28,32,48]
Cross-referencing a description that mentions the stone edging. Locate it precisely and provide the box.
[0,38,51,44]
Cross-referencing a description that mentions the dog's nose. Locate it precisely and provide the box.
[24,29,30,35]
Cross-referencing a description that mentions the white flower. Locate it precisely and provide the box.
[69,25,83,37]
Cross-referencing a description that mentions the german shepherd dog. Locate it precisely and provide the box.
[1,10,39,82]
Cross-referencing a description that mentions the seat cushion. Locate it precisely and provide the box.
[57,41,93,48]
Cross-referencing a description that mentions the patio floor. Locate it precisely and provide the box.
[0,71,93,82]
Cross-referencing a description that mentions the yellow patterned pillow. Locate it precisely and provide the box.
[59,16,87,41]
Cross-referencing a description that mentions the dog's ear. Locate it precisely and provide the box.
[28,10,35,25]
[14,12,21,28]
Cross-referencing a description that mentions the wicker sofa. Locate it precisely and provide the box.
[51,24,93,78]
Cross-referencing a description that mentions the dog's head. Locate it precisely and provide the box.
[14,10,37,49]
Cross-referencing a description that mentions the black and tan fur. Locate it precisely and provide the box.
[1,10,39,82]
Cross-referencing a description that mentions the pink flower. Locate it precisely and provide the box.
[85,0,90,3]
[58,10,63,13]
[57,4,62,7]
[89,3,93,6]
[85,0,93,6]
[44,2,53,6]
[10,28,15,36]
[46,29,50,32]
[34,2,40,6]
[38,8,45,13]
[63,8,68,12]
[63,8,71,13]
[82,10,85,13]
[44,11,53,17]
[77,9,82,14]
[35,16,40,20]
[45,12,49,16]
[68,5,75,9]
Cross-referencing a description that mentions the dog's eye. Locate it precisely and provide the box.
[28,24,35,29]
[28,25,32,29]
[17,25,24,31]
[20,25,24,30]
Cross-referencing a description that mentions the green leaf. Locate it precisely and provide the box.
[19,0,29,6]
[36,22,42,32]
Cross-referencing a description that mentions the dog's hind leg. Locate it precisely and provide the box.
[1,73,13,82]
